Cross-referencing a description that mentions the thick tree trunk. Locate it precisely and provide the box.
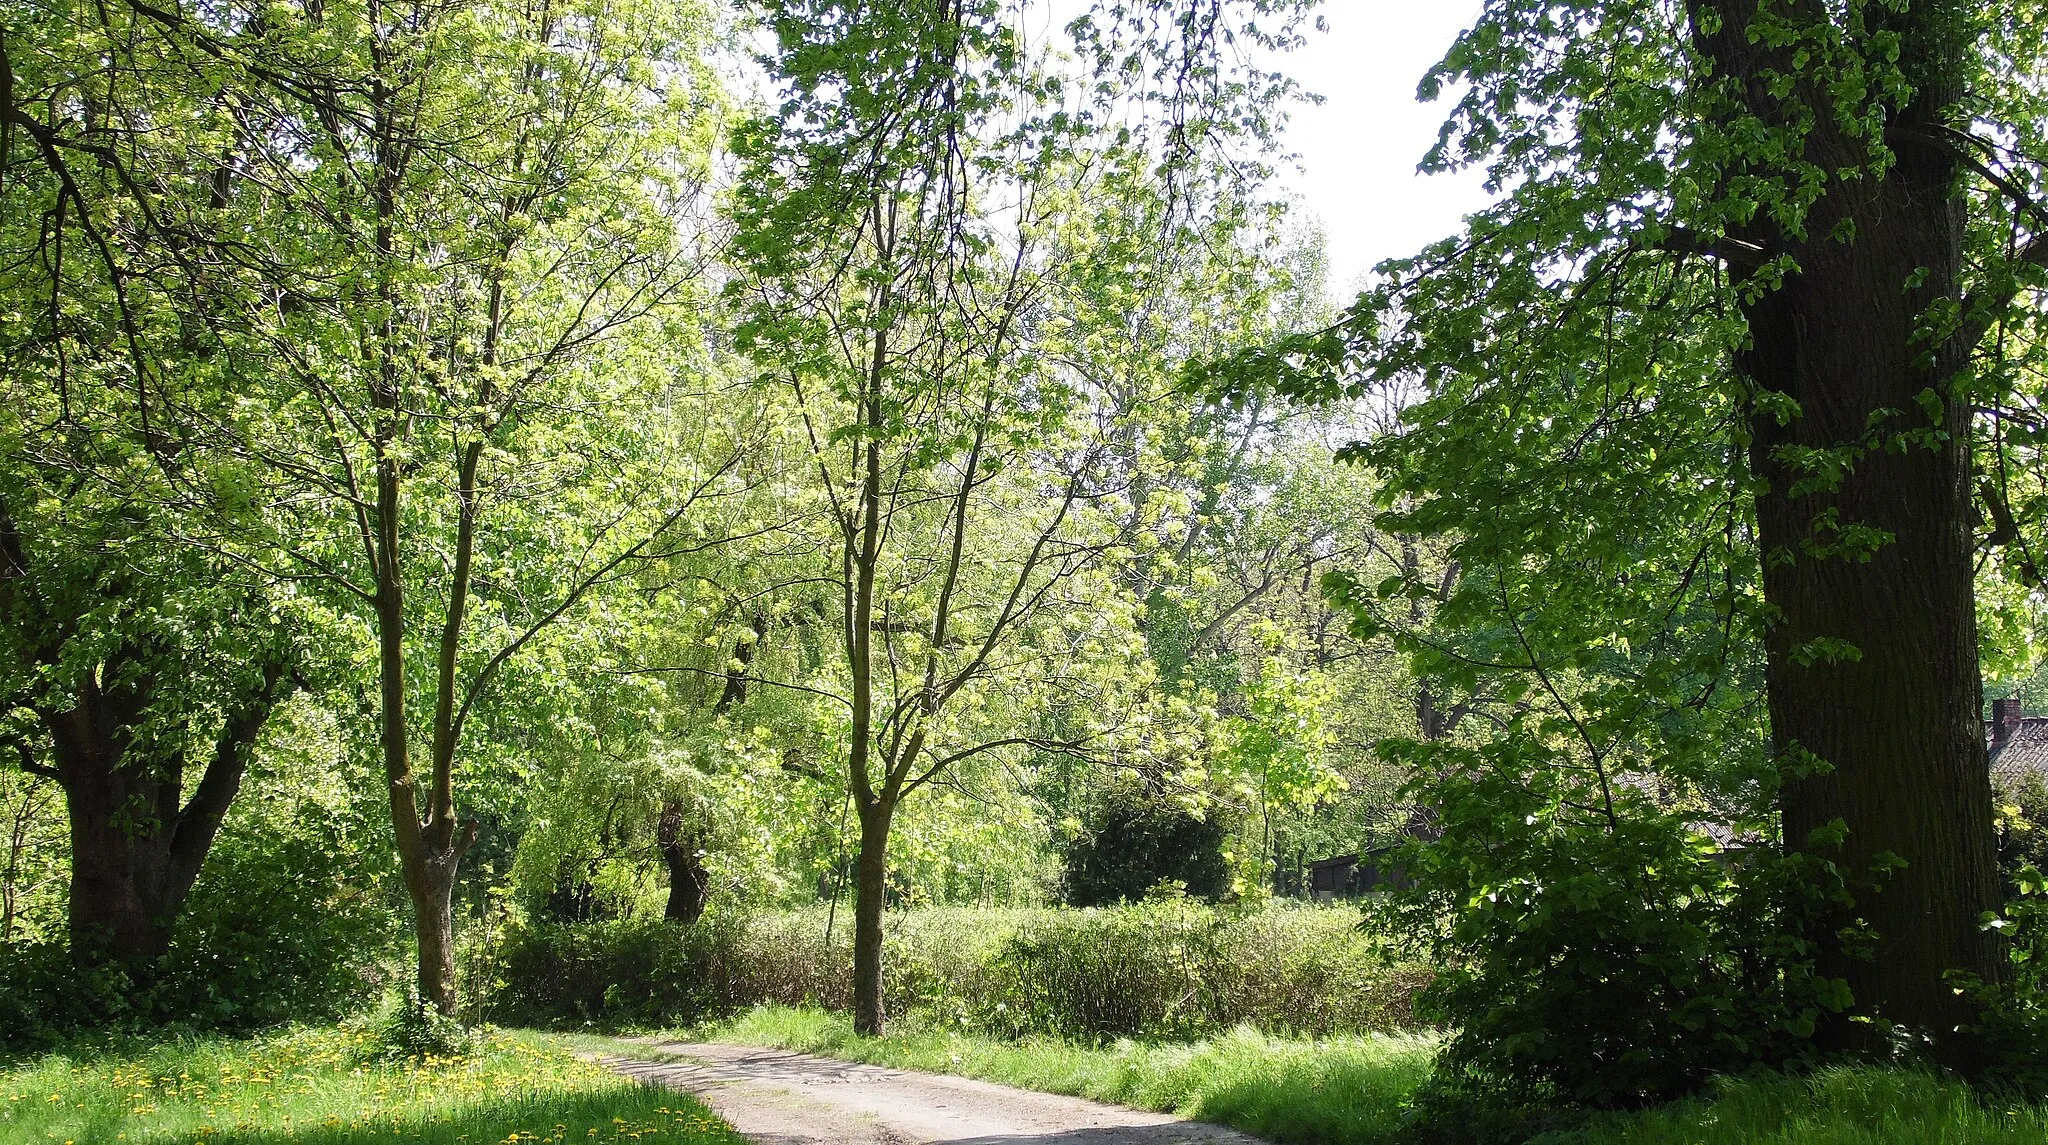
[1746,257,2006,1053]
[63,764,181,965]
[1697,0,2004,1060]
[850,798,894,1037]
[46,658,287,968]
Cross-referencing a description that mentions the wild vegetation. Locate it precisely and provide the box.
[489,902,1429,1038]
[6,0,2048,1142]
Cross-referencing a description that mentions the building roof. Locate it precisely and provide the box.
[1990,716,2048,791]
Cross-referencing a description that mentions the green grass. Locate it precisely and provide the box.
[662,1004,1440,1144]
[1549,1068,2048,1144]
[648,1005,2048,1145]
[0,1025,744,1144]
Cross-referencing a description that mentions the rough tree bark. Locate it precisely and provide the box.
[46,650,291,967]
[1695,0,2005,1057]
[851,798,894,1035]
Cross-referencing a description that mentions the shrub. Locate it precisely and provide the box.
[0,826,391,1053]
[488,901,1428,1040]
[1955,863,2048,1096]
[1372,736,1846,1116]
[358,988,480,1062]
[977,900,1425,1040]
[1062,785,1231,906]
[1997,775,2048,892]
[490,913,750,1027]
[0,943,146,1051]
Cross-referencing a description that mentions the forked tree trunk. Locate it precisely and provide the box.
[1697,0,2005,1059]
[850,798,894,1037]
[46,658,288,968]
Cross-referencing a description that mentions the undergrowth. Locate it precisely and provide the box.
[496,900,1429,1039]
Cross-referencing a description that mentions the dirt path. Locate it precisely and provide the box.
[602,1041,1270,1145]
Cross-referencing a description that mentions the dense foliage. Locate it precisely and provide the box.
[490,902,1426,1041]
[8,0,2048,1136]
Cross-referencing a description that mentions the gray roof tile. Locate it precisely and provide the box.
[1990,717,2048,790]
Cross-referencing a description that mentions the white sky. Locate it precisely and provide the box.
[738,2,1494,300]
[1270,1,1494,297]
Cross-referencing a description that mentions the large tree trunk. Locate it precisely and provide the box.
[46,657,288,967]
[850,798,894,1037]
[1700,0,2004,1060]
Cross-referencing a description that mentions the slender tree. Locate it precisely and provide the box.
[732,0,1196,1035]
[159,0,736,1011]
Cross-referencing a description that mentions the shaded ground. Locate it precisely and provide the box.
[604,1041,1271,1145]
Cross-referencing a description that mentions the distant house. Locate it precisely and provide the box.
[1988,697,2048,792]
[1307,847,1408,901]
[1305,808,1439,902]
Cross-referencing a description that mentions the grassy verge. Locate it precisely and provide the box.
[634,1005,2048,1145]
[661,1004,1439,1144]
[1551,1068,2048,1145]
[0,1025,744,1144]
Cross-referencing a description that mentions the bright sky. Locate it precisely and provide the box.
[1271,1,1495,297]
[740,2,1495,300]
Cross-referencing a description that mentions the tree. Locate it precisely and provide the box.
[734,0,1243,1035]
[1063,781,1231,905]
[0,0,304,969]
[1225,0,2048,1064]
[174,0,732,1012]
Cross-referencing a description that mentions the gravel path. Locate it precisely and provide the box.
[602,1041,1270,1145]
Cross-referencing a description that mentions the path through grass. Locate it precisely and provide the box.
[0,1025,744,1144]
[660,1005,1439,1143]
[664,1005,2048,1145]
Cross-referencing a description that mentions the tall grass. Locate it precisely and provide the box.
[656,1005,2048,1145]
[669,1004,1440,1144]
[495,900,1430,1039]
[0,1025,742,1144]
[1550,1068,2048,1144]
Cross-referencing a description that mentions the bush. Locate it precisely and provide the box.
[1062,785,1231,906]
[1955,863,2048,1096]
[358,989,480,1062]
[489,901,1428,1040]
[0,943,148,1051]
[976,900,1426,1040]
[1997,775,2048,892]
[0,813,393,1053]
[1372,736,1846,1117]
[490,913,750,1027]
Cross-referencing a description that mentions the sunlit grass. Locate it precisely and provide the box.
[0,1025,743,1144]
[640,1004,2048,1145]
[1550,1067,2048,1145]
[629,1004,1439,1144]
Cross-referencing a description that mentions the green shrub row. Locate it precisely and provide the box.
[489,901,1429,1041]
